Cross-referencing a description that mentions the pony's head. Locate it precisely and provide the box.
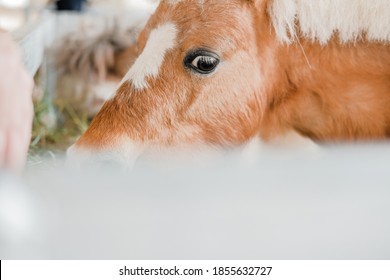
[68,0,274,165]
[67,0,390,165]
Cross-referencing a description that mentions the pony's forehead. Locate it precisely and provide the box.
[142,0,254,53]
[156,0,244,18]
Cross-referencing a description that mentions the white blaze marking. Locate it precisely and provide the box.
[123,22,178,90]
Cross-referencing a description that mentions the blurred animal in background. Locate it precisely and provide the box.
[68,0,390,166]
[51,24,139,117]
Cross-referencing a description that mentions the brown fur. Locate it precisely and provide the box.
[75,0,390,153]
[260,34,390,141]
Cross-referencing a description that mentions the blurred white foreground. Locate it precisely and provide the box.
[1,144,390,259]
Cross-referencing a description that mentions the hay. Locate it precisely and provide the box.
[28,82,91,167]
[28,24,139,167]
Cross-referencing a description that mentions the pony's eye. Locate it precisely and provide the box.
[184,50,220,74]
[191,56,219,73]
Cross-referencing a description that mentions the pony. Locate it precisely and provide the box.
[67,0,390,165]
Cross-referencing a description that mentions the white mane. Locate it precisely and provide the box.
[268,0,390,44]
